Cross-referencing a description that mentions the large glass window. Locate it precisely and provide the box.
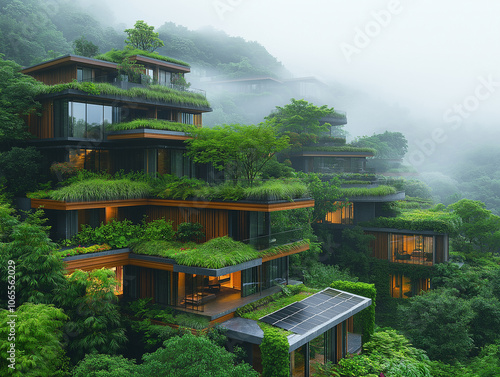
[154,270,171,305]
[54,100,116,139]
[391,274,430,298]
[158,69,171,86]
[77,67,92,82]
[262,257,287,290]
[325,202,354,224]
[241,266,259,297]
[391,234,433,265]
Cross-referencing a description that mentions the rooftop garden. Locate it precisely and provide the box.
[28,172,310,203]
[133,236,259,269]
[57,236,309,269]
[95,48,190,67]
[106,119,195,132]
[338,185,398,198]
[235,284,317,322]
[37,81,210,109]
[362,209,460,233]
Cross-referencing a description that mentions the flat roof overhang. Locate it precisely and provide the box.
[21,54,118,74]
[31,198,315,212]
[131,55,190,73]
[223,288,372,352]
[106,129,191,141]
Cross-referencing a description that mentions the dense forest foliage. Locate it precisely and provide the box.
[0,0,284,78]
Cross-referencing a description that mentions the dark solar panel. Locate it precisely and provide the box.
[260,288,367,334]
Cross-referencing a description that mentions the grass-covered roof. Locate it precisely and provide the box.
[95,48,190,67]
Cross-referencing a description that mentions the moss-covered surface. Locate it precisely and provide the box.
[38,81,210,108]
[363,210,460,233]
[95,48,190,67]
[107,119,194,132]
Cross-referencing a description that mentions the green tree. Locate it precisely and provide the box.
[353,131,408,160]
[73,35,99,57]
[125,20,164,52]
[186,123,289,184]
[140,332,258,377]
[0,0,72,65]
[296,172,342,223]
[266,98,336,136]
[0,147,44,196]
[464,343,500,377]
[72,354,139,377]
[0,56,43,145]
[449,199,500,254]
[0,208,66,307]
[398,288,474,362]
[57,269,127,363]
[0,303,68,377]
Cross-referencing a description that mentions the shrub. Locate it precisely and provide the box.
[260,325,290,377]
[142,218,175,242]
[175,222,205,242]
[73,219,142,249]
[0,147,44,196]
[330,281,376,342]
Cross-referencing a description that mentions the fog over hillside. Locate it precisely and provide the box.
[45,0,500,211]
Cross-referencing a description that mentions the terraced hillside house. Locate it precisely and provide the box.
[20,51,373,375]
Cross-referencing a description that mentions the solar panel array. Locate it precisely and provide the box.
[260,288,365,335]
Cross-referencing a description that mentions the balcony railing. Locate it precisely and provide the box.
[242,228,305,251]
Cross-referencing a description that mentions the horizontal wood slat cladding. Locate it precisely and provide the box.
[31,198,314,212]
[31,65,76,85]
[366,231,388,260]
[64,252,130,273]
[145,206,228,242]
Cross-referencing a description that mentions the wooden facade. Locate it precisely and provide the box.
[27,100,53,139]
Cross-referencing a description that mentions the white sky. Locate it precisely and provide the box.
[96,0,500,143]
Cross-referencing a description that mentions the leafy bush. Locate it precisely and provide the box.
[0,147,44,196]
[72,354,138,377]
[142,218,175,242]
[73,219,142,249]
[175,222,205,242]
[260,325,290,377]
